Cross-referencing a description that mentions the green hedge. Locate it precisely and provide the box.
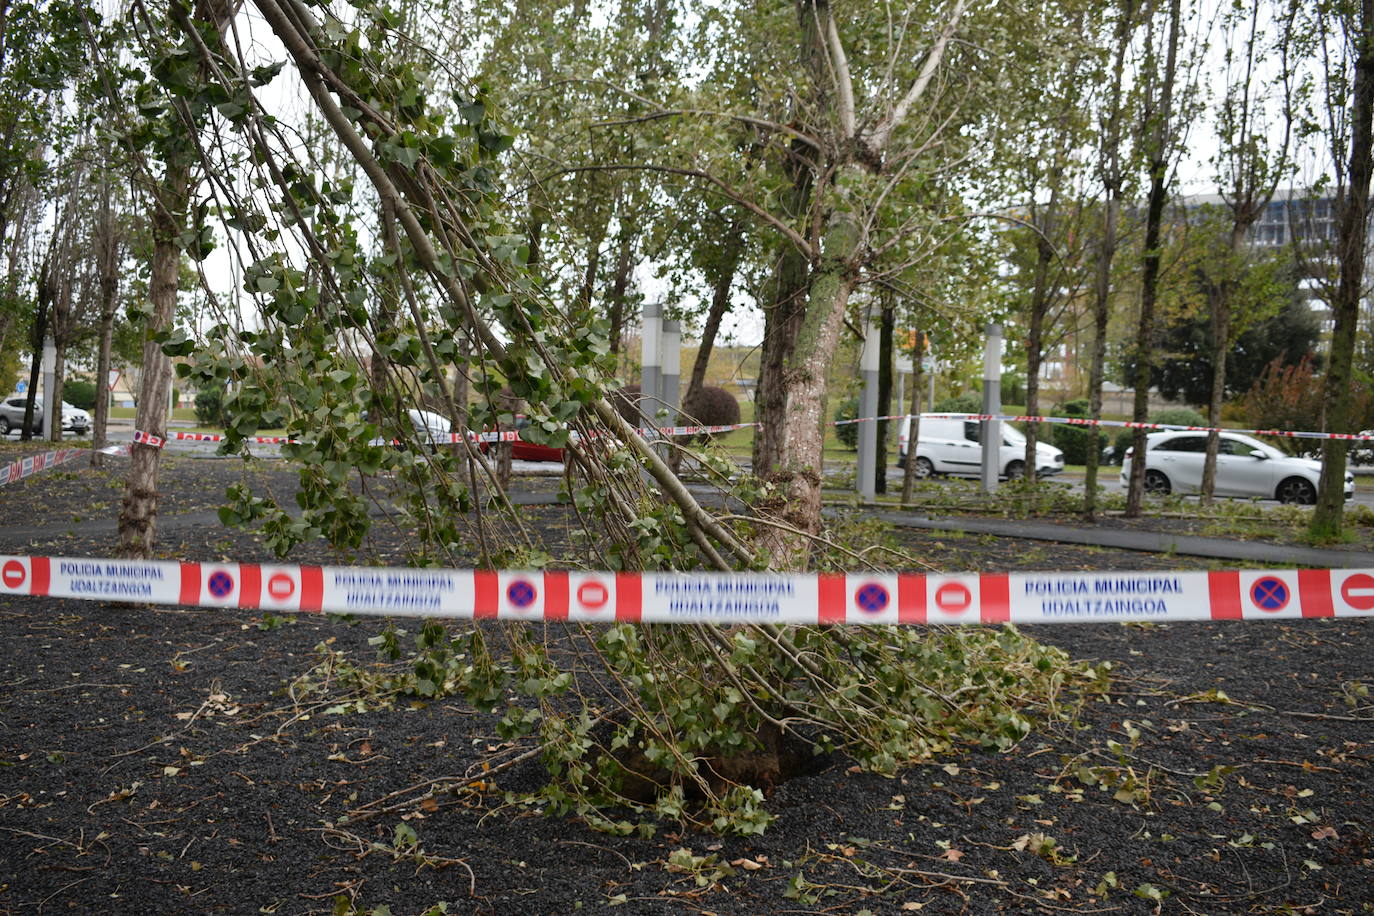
[62,380,97,412]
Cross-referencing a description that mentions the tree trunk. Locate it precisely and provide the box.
[1084,0,1134,521]
[753,256,807,478]
[1125,0,1182,519]
[1084,196,1117,521]
[874,298,893,494]
[1024,225,1056,485]
[118,159,188,558]
[756,213,859,567]
[92,180,119,464]
[1311,0,1374,539]
[579,223,605,344]
[21,266,47,442]
[1199,274,1231,502]
[685,223,744,403]
[900,330,924,505]
[608,225,635,361]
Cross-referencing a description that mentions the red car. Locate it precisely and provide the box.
[479,414,565,463]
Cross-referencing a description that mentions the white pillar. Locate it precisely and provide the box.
[640,301,662,430]
[660,319,680,423]
[981,323,1003,493]
[41,336,56,439]
[857,316,880,500]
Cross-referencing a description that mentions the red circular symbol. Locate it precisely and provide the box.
[1340,573,1374,611]
[934,582,972,614]
[267,573,296,601]
[577,581,609,610]
[2,560,25,589]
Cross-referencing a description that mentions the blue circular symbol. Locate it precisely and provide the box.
[208,571,235,598]
[1250,577,1289,612]
[855,583,890,614]
[507,580,537,608]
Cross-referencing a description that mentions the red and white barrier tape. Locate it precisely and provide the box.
[0,445,130,489]
[9,408,1367,488]
[2,555,1372,624]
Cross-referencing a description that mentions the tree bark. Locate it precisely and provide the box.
[118,158,188,558]
[1125,0,1182,518]
[1199,259,1231,502]
[607,222,635,360]
[752,146,812,480]
[685,222,744,403]
[21,259,47,442]
[1310,0,1374,539]
[874,297,893,494]
[92,179,120,463]
[900,329,924,505]
[756,211,859,565]
[1024,208,1057,486]
[1084,0,1135,522]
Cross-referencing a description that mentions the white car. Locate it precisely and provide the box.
[1120,431,1353,504]
[896,414,1065,479]
[366,409,455,450]
[407,409,452,445]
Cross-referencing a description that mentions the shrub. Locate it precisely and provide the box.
[1110,406,1210,458]
[1048,398,1107,466]
[833,394,859,449]
[195,387,227,427]
[681,385,741,429]
[63,379,97,412]
[934,391,982,414]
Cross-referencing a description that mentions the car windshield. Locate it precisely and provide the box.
[1226,434,1281,459]
[1003,425,1025,445]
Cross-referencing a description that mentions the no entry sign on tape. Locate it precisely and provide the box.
[3,555,1373,624]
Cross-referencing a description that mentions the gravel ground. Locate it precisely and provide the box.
[0,454,1370,915]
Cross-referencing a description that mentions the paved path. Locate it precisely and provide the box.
[872,509,1374,568]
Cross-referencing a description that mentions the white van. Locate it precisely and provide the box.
[896,414,1064,479]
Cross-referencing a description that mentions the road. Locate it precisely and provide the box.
[882,466,1374,510]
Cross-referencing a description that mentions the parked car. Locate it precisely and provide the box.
[477,414,565,463]
[0,396,90,436]
[1120,431,1353,504]
[407,409,452,447]
[896,414,1064,479]
[509,414,565,463]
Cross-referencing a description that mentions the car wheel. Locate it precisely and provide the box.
[914,457,934,479]
[1144,469,1171,496]
[1276,476,1317,505]
[1004,459,1025,480]
[0,417,9,435]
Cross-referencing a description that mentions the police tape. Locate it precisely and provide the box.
[0,445,130,489]
[139,424,755,449]
[2,554,1373,624]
